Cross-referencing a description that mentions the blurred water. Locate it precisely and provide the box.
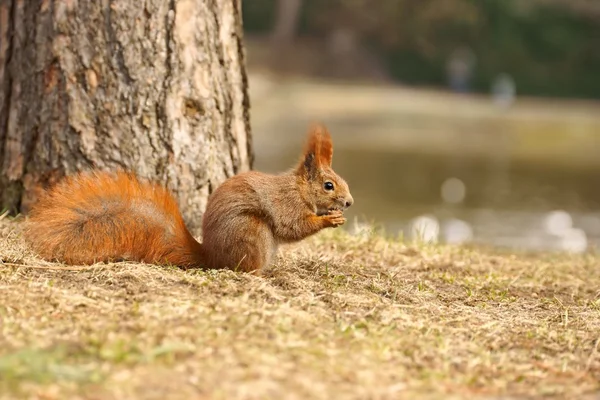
[249,74,600,253]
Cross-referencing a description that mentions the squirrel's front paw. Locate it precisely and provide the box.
[323,210,346,228]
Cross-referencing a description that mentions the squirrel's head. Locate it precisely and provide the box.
[296,123,354,216]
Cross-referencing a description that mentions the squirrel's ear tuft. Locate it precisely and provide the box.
[297,123,333,178]
[308,123,333,164]
[316,124,333,167]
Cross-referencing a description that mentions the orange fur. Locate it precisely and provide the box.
[24,123,353,273]
[314,124,333,167]
[24,171,204,268]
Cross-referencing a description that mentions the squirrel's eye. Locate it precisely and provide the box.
[324,181,334,191]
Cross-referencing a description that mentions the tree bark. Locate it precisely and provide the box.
[0,0,253,234]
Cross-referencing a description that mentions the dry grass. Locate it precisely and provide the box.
[1,217,599,400]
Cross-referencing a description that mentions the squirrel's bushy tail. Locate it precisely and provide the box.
[24,171,206,268]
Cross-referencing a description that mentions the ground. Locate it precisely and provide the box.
[1,216,599,400]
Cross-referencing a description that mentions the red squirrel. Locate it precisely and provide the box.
[23,124,354,273]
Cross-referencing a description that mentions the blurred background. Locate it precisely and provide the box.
[242,0,600,253]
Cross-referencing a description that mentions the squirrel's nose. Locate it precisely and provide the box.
[345,196,354,209]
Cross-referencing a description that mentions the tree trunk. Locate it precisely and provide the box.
[269,0,302,72]
[0,0,253,234]
[270,0,302,47]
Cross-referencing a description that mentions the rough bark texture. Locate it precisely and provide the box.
[0,0,252,234]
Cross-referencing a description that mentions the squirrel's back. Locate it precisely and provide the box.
[24,171,204,267]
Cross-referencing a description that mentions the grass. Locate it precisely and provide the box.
[1,217,599,399]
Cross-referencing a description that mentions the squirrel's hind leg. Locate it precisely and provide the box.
[204,215,275,273]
